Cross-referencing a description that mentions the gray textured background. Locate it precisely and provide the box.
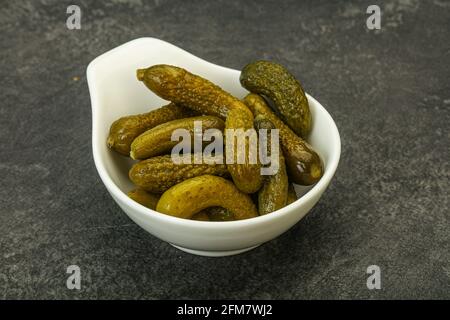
[0,0,449,299]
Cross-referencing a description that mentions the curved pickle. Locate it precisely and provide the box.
[156,175,258,220]
[287,183,298,205]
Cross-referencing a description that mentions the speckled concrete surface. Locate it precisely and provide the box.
[0,0,449,299]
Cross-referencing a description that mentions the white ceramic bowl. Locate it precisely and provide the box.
[87,37,341,257]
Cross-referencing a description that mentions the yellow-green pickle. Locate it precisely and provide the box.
[243,93,323,185]
[130,186,236,221]
[130,115,224,160]
[137,64,263,193]
[129,155,229,193]
[107,103,195,155]
[156,175,258,220]
[240,60,312,139]
[254,115,289,215]
[137,65,244,119]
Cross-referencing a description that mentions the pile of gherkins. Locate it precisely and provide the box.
[107,61,323,221]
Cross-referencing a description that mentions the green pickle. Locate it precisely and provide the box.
[156,175,258,220]
[107,103,195,156]
[254,115,289,215]
[137,64,262,193]
[193,207,235,222]
[110,62,323,221]
[137,65,246,119]
[130,115,225,160]
[244,93,323,185]
[240,60,312,138]
[129,155,229,194]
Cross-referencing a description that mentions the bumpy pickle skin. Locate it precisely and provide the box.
[136,65,262,192]
[240,60,312,139]
[156,175,258,220]
[254,115,289,215]
[136,65,248,119]
[127,188,160,210]
[129,155,229,194]
[107,103,195,156]
[243,93,323,185]
[130,115,225,160]
[225,107,263,194]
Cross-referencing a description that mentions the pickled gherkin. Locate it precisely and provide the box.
[254,115,289,215]
[243,93,323,185]
[129,155,229,194]
[107,103,195,155]
[130,115,225,160]
[137,64,262,193]
[240,60,311,138]
[156,175,258,220]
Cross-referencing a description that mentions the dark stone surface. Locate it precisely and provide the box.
[0,0,449,299]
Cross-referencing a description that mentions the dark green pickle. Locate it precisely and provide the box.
[240,60,311,139]
[254,115,289,215]
[244,93,323,185]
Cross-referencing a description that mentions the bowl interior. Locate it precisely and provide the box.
[88,38,340,204]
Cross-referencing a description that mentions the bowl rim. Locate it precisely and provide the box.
[87,37,341,230]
